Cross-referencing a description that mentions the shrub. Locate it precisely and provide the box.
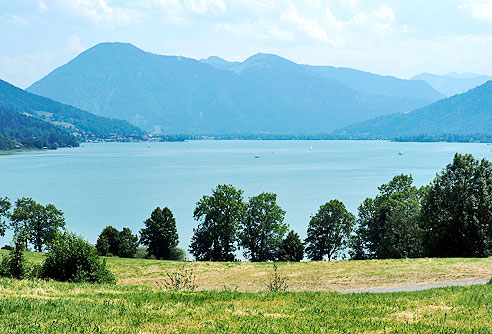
[266,263,288,292]
[170,247,187,261]
[41,232,115,284]
[164,267,197,291]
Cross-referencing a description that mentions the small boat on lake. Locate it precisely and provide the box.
[398,151,404,155]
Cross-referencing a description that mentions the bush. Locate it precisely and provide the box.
[135,247,151,259]
[266,263,288,292]
[41,232,115,284]
[170,247,187,261]
[164,267,197,291]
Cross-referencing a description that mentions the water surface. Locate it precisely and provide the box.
[1,140,491,250]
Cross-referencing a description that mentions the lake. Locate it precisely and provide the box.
[1,140,491,251]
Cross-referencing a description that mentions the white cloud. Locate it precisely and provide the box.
[184,0,227,14]
[58,0,142,25]
[281,6,337,45]
[38,1,49,11]
[2,14,29,25]
[68,35,84,54]
[459,0,492,20]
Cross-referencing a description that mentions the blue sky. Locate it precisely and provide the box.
[1,0,492,88]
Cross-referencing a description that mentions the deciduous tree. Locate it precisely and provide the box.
[239,192,287,262]
[305,200,355,261]
[190,185,245,261]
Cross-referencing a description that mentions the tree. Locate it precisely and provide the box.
[95,226,120,256]
[305,200,355,261]
[10,198,65,252]
[421,153,492,257]
[277,230,304,261]
[0,230,30,279]
[140,207,179,260]
[190,184,245,261]
[352,174,424,259]
[118,227,139,258]
[239,192,287,262]
[0,197,11,237]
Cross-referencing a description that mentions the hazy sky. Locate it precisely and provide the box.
[2,0,492,88]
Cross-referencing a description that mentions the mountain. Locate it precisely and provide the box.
[336,81,492,138]
[28,43,444,134]
[0,78,143,139]
[412,72,492,97]
[0,108,78,150]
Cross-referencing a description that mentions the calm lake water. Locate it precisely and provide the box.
[1,140,491,250]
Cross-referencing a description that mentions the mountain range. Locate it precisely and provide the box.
[412,72,492,97]
[0,79,143,139]
[27,42,444,135]
[336,80,492,138]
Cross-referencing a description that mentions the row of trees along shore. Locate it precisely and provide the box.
[2,153,492,263]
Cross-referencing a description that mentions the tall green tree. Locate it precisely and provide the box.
[277,230,304,262]
[421,153,492,257]
[190,184,245,261]
[239,192,287,262]
[118,227,139,258]
[305,200,355,261]
[0,197,11,237]
[95,226,120,256]
[351,174,424,259]
[140,207,179,260]
[10,198,65,252]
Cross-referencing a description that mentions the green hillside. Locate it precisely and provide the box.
[0,79,143,139]
[336,80,492,138]
[0,108,78,150]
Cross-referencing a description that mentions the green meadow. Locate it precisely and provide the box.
[1,251,491,333]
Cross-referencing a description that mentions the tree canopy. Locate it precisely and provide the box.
[239,192,287,262]
[277,230,304,262]
[140,207,179,260]
[351,174,424,259]
[10,198,65,252]
[421,153,492,257]
[190,184,245,261]
[305,200,355,261]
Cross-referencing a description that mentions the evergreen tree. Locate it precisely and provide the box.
[140,207,179,260]
[118,227,139,258]
[305,200,355,261]
[277,230,304,261]
[190,184,245,261]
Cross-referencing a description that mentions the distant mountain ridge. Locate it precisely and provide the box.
[412,72,492,97]
[336,80,492,138]
[27,42,444,135]
[0,79,143,139]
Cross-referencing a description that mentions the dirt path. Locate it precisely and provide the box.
[341,278,489,293]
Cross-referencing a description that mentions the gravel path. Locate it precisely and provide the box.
[340,278,490,293]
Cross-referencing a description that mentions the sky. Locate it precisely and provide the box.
[1,0,492,88]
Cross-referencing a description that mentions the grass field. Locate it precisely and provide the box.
[1,278,491,333]
[4,250,490,292]
[1,251,491,333]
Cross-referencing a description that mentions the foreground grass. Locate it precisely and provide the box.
[2,250,491,291]
[0,278,491,333]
